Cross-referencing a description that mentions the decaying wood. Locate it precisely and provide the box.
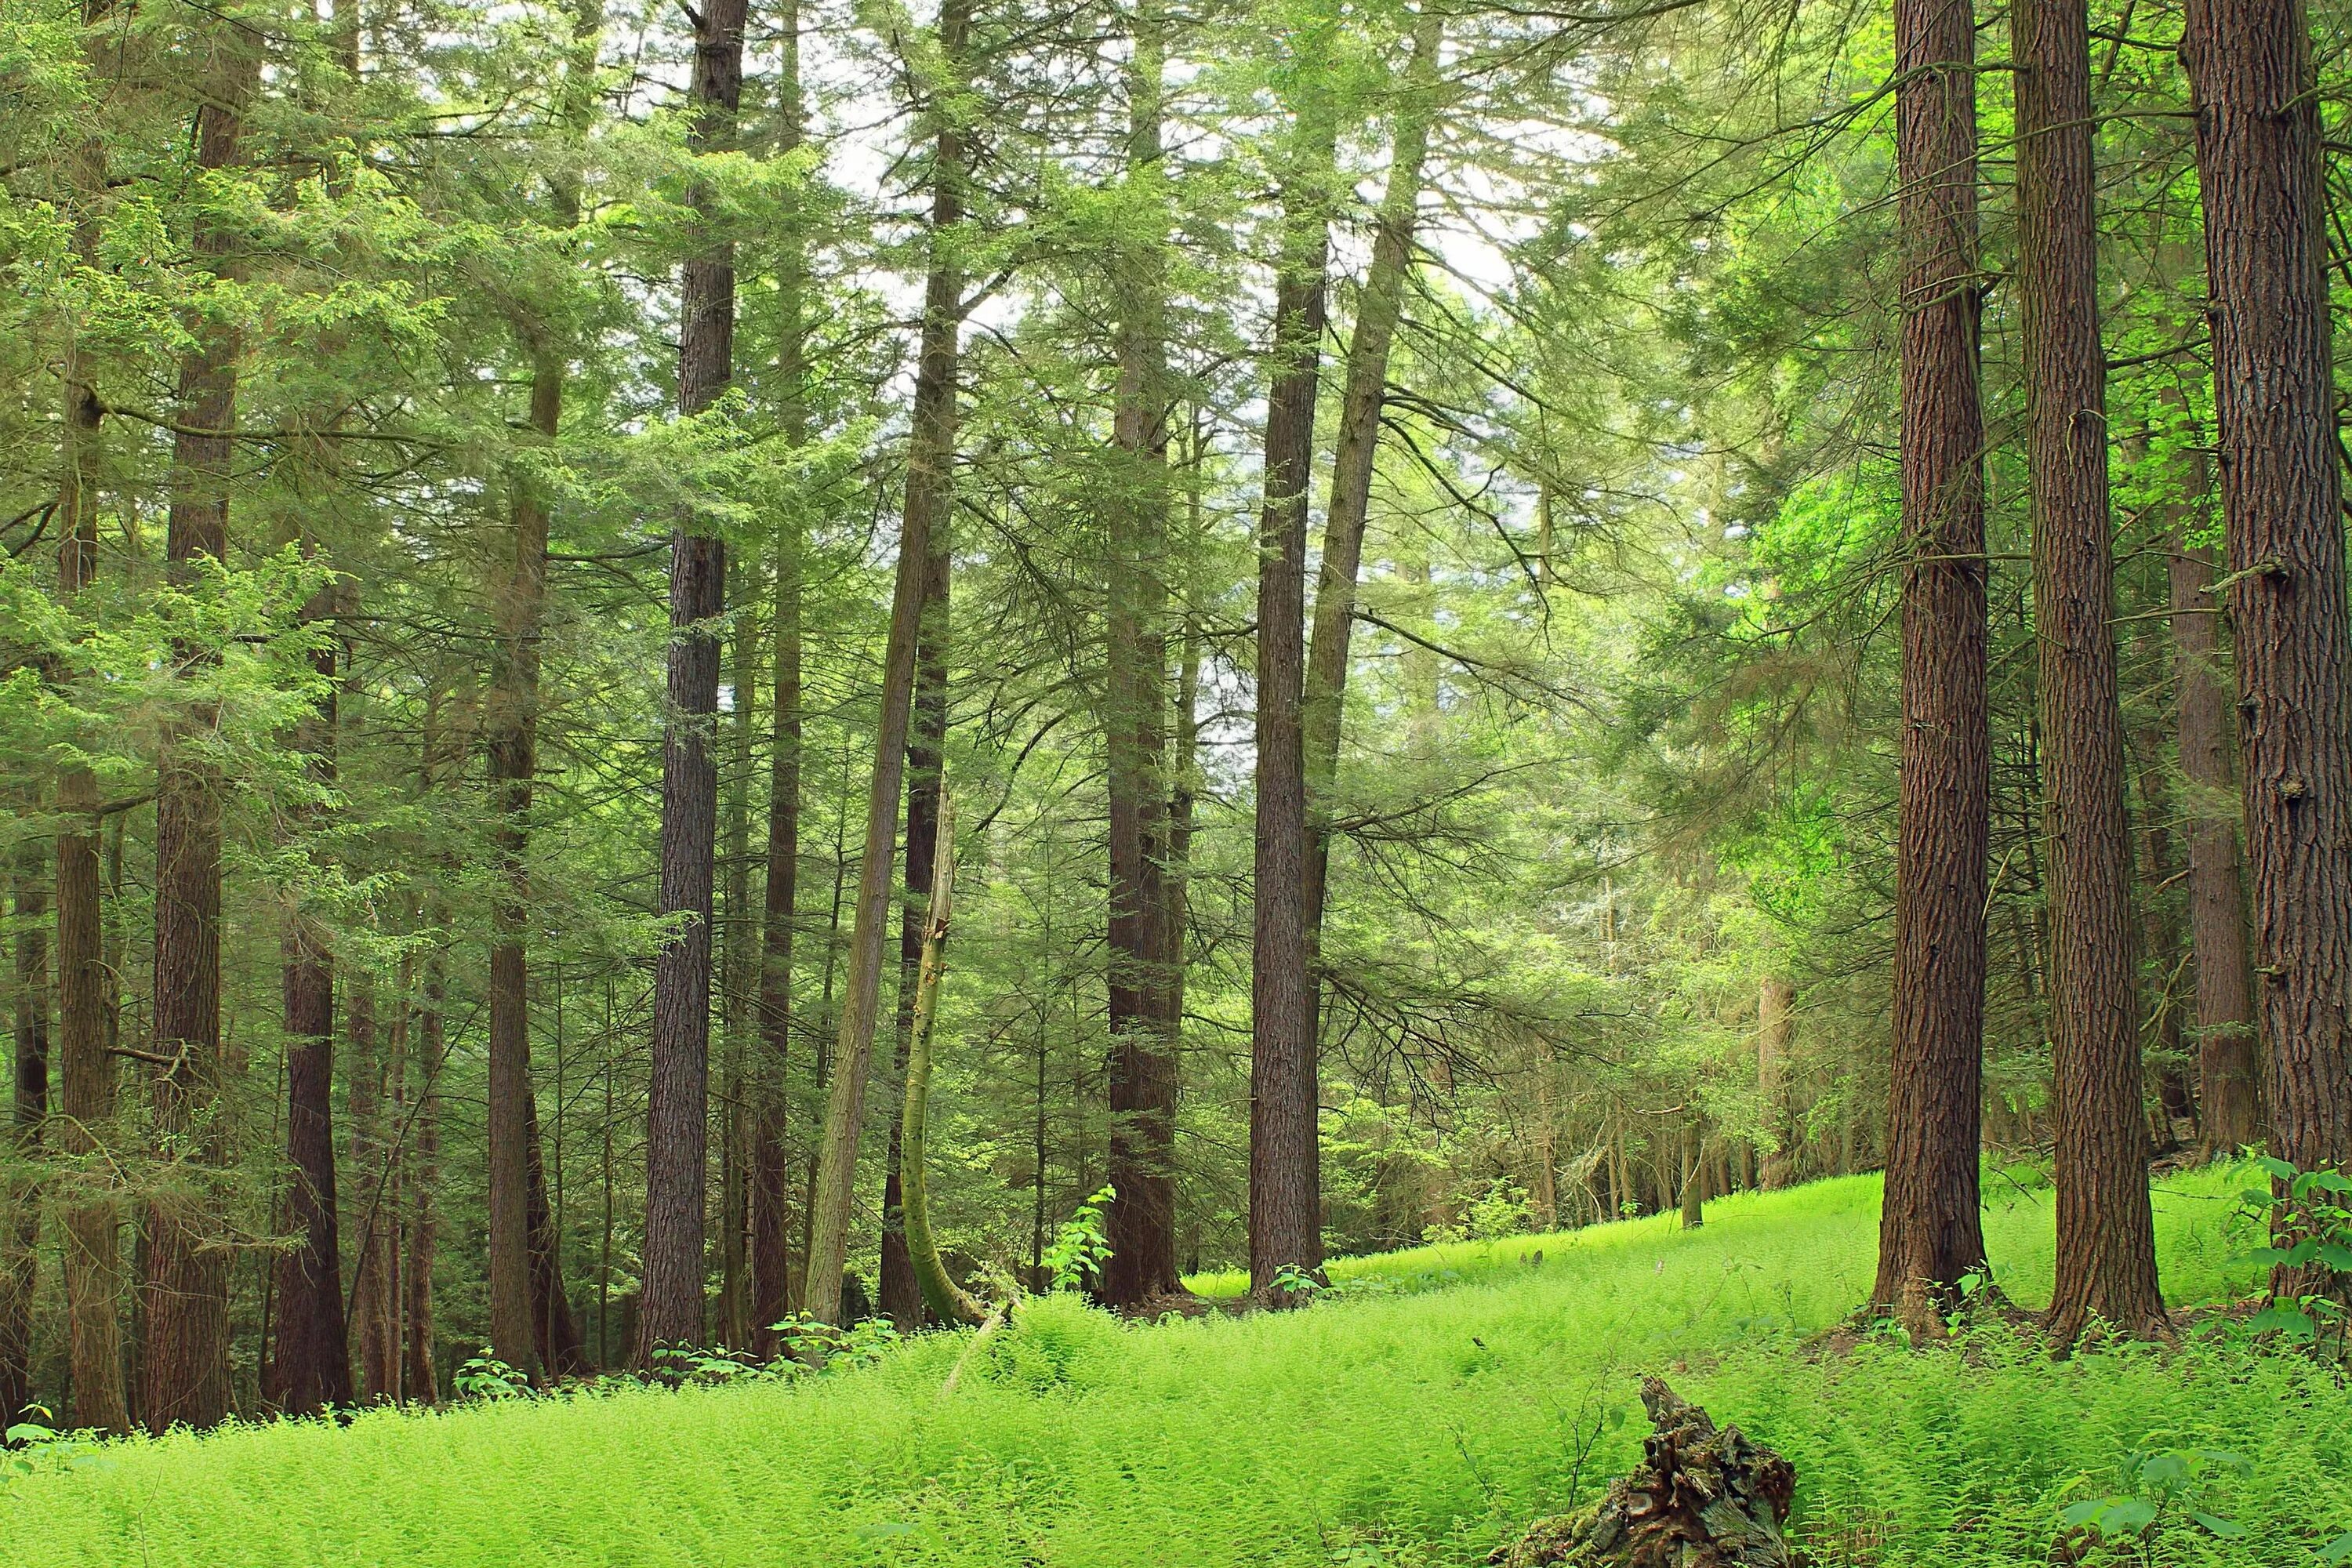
[1490,1379,1805,1568]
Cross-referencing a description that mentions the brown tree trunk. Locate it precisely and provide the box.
[1872,0,1991,1333]
[2016,0,2166,1342]
[804,0,967,1329]
[1757,975,1796,1189]
[485,357,560,1383]
[637,0,746,1360]
[749,0,806,1360]
[1250,83,1339,1306]
[719,570,757,1348]
[144,31,256,1429]
[53,42,126,1429]
[880,514,950,1332]
[4,846,50,1429]
[266,575,353,1416]
[2130,746,2195,1154]
[1301,10,1443,969]
[2165,483,2261,1156]
[348,977,401,1403]
[403,953,443,1401]
[525,1090,585,1375]
[2182,0,2352,1299]
[1100,8,1181,1312]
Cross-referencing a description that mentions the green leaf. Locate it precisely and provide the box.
[2320,1532,2352,1565]
[2101,1498,2158,1534]
[2319,1244,2352,1272]
[2245,1247,2294,1266]
[2293,1170,2352,1196]
[2060,1499,2111,1527]
[2188,1513,2245,1539]
[2249,1304,2319,1339]
[2253,1155,2298,1181]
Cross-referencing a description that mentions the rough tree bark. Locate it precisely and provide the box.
[53,0,128,1430]
[145,26,257,1429]
[804,0,969,1329]
[2162,456,2260,1156]
[880,517,951,1331]
[1100,3,1181,1312]
[404,951,444,1400]
[2182,0,2352,1301]
[895,795,989,1329]
[637,0,747,1361]
[2015,0,2167,1342]
[266,576,354,1414]
[3,850,49,1429]
[1250,74,1341,1307]
[1872,0,1991,1333]
[750,0,807,1360]
[348,976,401,1402]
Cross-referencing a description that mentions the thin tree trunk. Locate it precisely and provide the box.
[2164,452,2261,1156]
[750,0,807,1359]
[4,847,50,1429]
[879,511,950,1332]
[1872,0,1991,1334]
[1100,5,1181,1312]
[1301,10,1443,968]
[1757,975,1796,1189]
[525,1090,585,1374]
[895,795,986,1327]
[2131,745,2195,1153]
[53,14,125,1427]
[2182,0,2352,1300]
[638,0,748,1360]
[718,563,757,1347]
[348,975,401,1403]
[266,573,353,1415]
[403,953,443,1401]
[145,28,256,1429]
[1250,80,1339,1307]
[804,0,968,1330]
[2015,0,2166,1342]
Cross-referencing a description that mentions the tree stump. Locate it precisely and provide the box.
[1490,1378,1806,1568]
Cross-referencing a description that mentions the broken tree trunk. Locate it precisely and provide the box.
[1491,1379,1804,1568]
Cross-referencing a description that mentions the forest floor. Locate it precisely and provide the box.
[7,1167,2347,1567]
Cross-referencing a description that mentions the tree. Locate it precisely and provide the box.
[638,0,750,1360]
[2013,0,2165,1342]
[1871,0,1991,1333]
[144,19,258,1429]
[1250,45,1340,1307]
[2183,0,2352,1298]
[805,0,971,1329]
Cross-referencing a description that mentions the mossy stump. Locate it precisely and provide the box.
[1490,1378,1806,1568]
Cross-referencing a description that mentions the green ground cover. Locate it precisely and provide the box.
[5,1168,2343,1567]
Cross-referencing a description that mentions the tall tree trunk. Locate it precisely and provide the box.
[1872,0,1991,1333]
[750,0,807,1359]
[2016,0,2166,1342]
[895,796,986,1327]
[525,1090,585,1374]
[1300,9,1443,971]
[1100,4,1181,1312]
[404,953,443,1400]
[348,976,401,1403]
[879,511,950,1330]
[4,847,50,1429]
[53,10,126,1428]
[637,0,747,1360]
[804,0,968,1330]
[2182,0,2352,1299]
[2165,461,2261,1156]
[145,29,256,1429]
[1250,78,1339,1307]
[720,568,757,1348]
[2131,746,2195,1152]
[266,572,353,1416]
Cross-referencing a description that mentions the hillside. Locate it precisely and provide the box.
[5,1170,2344,1567]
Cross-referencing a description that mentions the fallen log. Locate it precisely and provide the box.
[1490,1378,1806,1568]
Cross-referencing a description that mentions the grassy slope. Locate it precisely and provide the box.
[7,1169,2346,1567]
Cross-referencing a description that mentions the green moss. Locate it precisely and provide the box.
[6,1169,2335,1567]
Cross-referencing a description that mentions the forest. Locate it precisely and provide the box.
[3,0,2352,1555]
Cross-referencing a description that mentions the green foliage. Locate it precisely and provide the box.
[1043,1185,1116,1293]
[10,1172,2343,1567]
[2232,1156,2352,1353]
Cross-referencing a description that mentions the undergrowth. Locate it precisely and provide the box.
[5,1166,2344,1567]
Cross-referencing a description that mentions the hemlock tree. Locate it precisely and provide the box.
[2182,0,2352,1287]
[2012,0,2164,1342]
[1872,0,1991,1334]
